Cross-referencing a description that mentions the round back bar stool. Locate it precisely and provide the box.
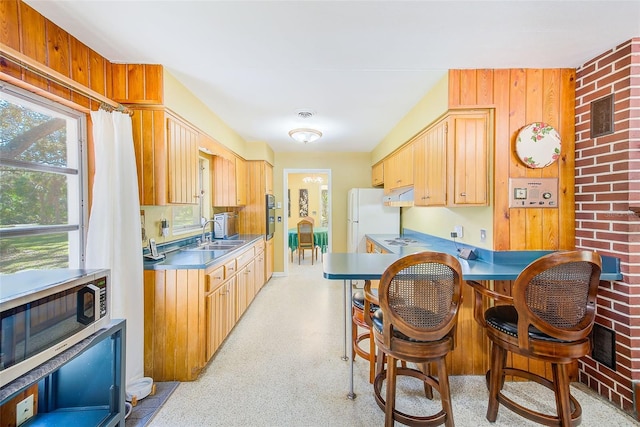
[467,251,602,427]
[371,252,463,427]
[352,287,379,383]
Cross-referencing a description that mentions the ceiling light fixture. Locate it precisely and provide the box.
[289,128,322,144]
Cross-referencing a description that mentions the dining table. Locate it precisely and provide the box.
[322,236,623,400]
[288,226,329,261]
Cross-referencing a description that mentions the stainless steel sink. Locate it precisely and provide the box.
[207,240,245,246]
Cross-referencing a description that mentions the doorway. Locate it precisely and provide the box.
[283,169,331,275]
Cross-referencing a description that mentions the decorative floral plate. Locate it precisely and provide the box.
[515,122,561,168]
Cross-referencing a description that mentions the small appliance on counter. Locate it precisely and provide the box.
[213,212,238,239]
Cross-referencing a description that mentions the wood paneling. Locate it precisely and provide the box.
[449,68,575,251]
[449,68,577,381]
[111,63,163,104]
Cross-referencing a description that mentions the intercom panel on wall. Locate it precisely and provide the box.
[509,178,558,208]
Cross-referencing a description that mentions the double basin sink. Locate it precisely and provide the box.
[183,240,246,256]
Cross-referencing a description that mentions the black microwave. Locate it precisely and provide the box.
[0,269,110,387]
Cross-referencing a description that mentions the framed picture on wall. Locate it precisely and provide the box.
[299,189,308,217]
[590,94,614,138]
[288,189,291,217]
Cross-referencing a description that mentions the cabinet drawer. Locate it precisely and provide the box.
[224,259,237,277]
[205,265,225,293]
[236,247,255,269]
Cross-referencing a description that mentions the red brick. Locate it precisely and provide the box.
[598,172,630,183]
[597,69,631,89]
[584,87,615,103]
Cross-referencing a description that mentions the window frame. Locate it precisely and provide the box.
[0,82,88,271]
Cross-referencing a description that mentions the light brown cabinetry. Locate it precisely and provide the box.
[371,162,384,187]
[414,119,447,206]
[383,143,414,193]
[167,115,199,204]
[144,239,267,381]
[448,111,490,206]
[131,108,199,205]
[265,162,274,195]
[235,157,247,206]
[255,243,266,292]
[212,155,236,207]
[266,238,274,280]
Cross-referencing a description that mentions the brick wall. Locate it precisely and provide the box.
[575,38,640,417]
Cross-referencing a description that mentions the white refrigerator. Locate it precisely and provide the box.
[347,188,400,253]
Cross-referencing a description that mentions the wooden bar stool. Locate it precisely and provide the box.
[467,250,602,427]
[370,252,463,427]
[352,285,379,383]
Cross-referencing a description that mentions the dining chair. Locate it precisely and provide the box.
[467,250,602,427]
[297,219,315,265]
[370,252,463,427]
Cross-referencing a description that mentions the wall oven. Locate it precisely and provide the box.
[266,194,275,240]
[0,269,110,387]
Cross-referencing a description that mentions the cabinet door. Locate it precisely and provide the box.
[371,162,384,187]
[235,157,247,206]
[254,247,265,292]
[265,162,273,195]
[266,238,274,280]
[449,112,489,206]
[414,120,447,206]
[236,264,250,319]
[384,143,414,193]
[167,115,199,204]
[131,108,166,205]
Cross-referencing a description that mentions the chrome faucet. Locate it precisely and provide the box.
[201,219,220,244]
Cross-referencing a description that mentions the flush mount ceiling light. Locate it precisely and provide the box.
[289,128,322,144]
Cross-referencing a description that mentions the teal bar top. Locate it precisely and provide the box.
[143,234,264,270]
[324,231,622,281]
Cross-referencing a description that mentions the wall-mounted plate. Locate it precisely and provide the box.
[515,122,561,168]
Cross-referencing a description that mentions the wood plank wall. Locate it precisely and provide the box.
[449,69,577,380]
[448,69,576,251]
[1,0,116,208]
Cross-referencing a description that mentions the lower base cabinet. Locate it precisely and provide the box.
[144,239,267,381]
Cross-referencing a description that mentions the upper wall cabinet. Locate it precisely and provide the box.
[447,110,491,206]
[265,163,273,195]
[235,157,247,206]
[131,108,199,205]
[383,143,414,193]
[371,162,384,187]
[414,120,447,206]
[111,64,163,105]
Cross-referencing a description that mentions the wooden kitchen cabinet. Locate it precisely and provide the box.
[131,107,199,205]
[447,110,490,206]
[205,276,236,361]
[235,157,247,206]
[212,155,234,207]
[144,239,268,381]
[384,142,414,193]
[254,241,266,292]
[414,119,447,206]
[167,115,199,204]
[371,162,384,187]
[265,162,274,195]
[266,238,274,280]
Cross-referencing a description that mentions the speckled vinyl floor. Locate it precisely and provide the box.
[149,258,638,426]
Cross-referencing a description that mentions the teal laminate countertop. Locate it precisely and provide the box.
[143,234,264,270]
[324,230,622,281]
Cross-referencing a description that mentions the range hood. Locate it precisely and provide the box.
[383,188,414,207]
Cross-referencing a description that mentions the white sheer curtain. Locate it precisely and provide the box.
[86,110,144,387]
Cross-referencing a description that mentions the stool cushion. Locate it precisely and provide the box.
[353,290,379,313]
[485,305,570,343]
[371,309,438,343]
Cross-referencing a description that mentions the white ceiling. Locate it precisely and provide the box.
[24,1,640,153]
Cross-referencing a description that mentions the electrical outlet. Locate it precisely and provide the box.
[450,231,458,238]
[16,394,34,426]
[480,229,487,242]
[454,225,463,239]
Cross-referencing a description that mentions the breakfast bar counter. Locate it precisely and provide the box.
[322,232,622,399]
